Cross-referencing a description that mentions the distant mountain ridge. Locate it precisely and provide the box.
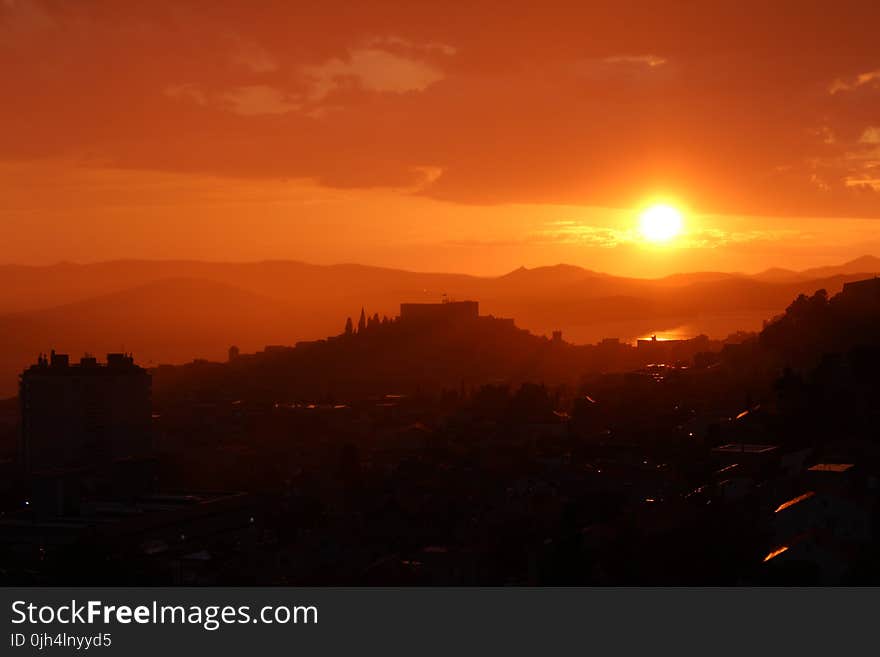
[0,256,878,396]
[2,256,878,314]
[753,255,880,283]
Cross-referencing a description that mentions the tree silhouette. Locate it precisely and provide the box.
[344,317,353,336]
[357,307,367,333]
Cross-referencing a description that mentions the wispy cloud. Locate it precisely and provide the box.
[165,83,301,116]
[219,85,300,116]
[164,37,450,118]
[828,69,880,94]
[536,221,632,248]
[164,83,209,106]
[576,54,671,83]
[364,35,457,56]
[229,38,279,73]
[304,47,446,99]
[602,54,667,68]
[860,127,880,144]
[535,220,801,249]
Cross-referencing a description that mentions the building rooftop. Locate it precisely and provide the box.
[808,463,854,473]
[22,352,144,376]
[712,443,778,454]
[774,491,815,514]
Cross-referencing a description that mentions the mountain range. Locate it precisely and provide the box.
[0,256,878,397]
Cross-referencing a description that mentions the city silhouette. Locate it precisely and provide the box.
[2,1,880,588]
[2,276,880,585]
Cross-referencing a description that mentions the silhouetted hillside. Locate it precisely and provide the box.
[151,310,721,403]
[758,278,880,366]
[713,276,880,382]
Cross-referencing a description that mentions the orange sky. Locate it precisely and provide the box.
[2,1,879,276]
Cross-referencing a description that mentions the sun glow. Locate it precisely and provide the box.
[638,204,684,243]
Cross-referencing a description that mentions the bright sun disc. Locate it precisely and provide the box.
[639,204,683,242]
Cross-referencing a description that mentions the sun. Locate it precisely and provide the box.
[638,204,683,243]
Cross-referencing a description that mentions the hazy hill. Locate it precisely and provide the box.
[0,277,304,396]
[0,260,487,315]
[799,255,880,280]
[753,255,880,283]
[751,267,803,283]
[654,271,741,286]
